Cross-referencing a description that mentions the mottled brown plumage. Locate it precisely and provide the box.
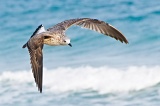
[23,18,128,93]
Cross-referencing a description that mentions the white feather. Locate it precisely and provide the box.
[65,39,70,44]
[37,25,46,34]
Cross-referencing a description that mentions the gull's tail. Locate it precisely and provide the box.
[22,24,44,49]
[22,43,27,48]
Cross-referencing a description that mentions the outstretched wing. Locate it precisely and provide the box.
[23,24,52,93]
[27,36,44,93]
[47,18,128,44]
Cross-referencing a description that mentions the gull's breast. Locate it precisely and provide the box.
[44,36,61,46]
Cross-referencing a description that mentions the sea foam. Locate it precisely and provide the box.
[0,65,160,94]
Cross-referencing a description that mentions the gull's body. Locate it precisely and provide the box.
[22,18,128,93]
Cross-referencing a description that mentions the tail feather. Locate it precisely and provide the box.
[22,43,27,48]
[30,24,43,38]
[23,24,43,49]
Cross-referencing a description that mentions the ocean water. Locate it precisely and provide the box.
[0,0,160,106]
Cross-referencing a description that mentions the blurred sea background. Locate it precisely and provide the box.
[0,0,160,106]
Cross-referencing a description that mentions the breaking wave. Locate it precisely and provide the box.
[0,65,160,94]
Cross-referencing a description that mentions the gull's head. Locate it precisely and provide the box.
[62,37,72,47]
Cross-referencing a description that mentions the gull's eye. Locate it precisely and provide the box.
[64,40,66,42]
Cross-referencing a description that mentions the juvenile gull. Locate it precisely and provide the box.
[22,18,129,93]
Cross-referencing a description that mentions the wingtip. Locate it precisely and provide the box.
[124,40,129,44]
[37,84,43,93]
[122,40,129,44]
[39,88,42,93]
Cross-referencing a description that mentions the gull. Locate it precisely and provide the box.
[22,18,129,93]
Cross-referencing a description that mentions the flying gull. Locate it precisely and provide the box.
[22,18,128,93]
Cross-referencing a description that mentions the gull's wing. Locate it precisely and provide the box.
[26,36,44,93]
[47,18,128,44]
[22,25,52,93]
[47,18,88,31]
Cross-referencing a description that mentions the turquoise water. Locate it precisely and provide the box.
[0,0,160,106]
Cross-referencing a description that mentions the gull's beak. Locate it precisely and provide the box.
[68,43,72,47]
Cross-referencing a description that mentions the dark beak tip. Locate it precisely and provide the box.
[68,43,72,47]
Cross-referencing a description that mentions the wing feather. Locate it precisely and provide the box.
[47,18,128,43]
[27,36,44,93]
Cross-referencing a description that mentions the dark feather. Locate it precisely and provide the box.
[30,24,43,38]
[27,36,44,93]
